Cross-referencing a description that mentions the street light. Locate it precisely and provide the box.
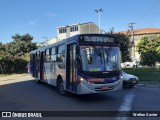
[42,37,49,46]
[94,9,103,34]
[128,23,136,59]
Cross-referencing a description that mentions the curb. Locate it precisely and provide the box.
[137,84,160,88]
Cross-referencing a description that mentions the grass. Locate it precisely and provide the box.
[123,68,160,82]
[0,71,27,78]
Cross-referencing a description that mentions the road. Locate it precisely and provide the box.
[0,74,159,120]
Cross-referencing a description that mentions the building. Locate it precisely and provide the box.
[116,28,160,61]
[38,22,104,46]
[47,37,58,44]
[117,28,160,44]
[57,22,104,41]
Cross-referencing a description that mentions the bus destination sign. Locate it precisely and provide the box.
[84,36,115,43]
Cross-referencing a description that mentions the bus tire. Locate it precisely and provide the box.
[58,79,66,95]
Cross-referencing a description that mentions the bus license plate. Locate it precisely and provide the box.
[101,86,109,90]
[132,81,137,84]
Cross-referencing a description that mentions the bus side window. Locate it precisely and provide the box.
[51,47,56,62]
[57,45,65,62]
[45,49,51,62]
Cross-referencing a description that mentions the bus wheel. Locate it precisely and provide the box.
[58,79,66,95]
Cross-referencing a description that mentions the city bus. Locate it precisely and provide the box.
[30,34,122,95]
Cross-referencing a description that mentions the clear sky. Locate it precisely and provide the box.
[0,0,160,43]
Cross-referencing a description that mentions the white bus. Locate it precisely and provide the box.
[30,34,122,95]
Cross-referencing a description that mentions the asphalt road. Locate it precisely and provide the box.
[0,74,159,120]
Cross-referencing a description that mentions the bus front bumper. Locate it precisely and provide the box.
[77,79,122,94]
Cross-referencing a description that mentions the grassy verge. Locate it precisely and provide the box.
[123,68,160,82]
[0,71,27,78]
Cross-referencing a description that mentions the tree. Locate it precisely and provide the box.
[137,35,160,66]
[0,33,37,74]
[0,42,2,50]
[113,33,132,62]
[6,33,37,56]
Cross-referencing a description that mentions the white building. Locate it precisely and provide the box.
[57,22,104,41]
[38,22,105,46]
[116,28,160,61]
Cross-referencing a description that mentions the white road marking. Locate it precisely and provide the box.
[115,89,135,120]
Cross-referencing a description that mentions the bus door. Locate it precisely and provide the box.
[66,44,77,93]
[40,51,44,81]
[32,54,36,77]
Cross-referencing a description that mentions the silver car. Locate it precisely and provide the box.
[122,71,138,88]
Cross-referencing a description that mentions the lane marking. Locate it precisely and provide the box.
[115,89,135,120]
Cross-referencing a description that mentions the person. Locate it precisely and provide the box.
[27,63,30,74]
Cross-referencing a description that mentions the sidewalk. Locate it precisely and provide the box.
[0,74,33,85]
[138,81,160,88]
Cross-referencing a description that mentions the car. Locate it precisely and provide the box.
[121,60,139,68]
[122,71,138,88]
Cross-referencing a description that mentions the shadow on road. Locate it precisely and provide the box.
[0,79,125,111]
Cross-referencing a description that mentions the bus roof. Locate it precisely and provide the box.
[30,34,118,54]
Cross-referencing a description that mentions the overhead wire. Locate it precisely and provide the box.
[132,0,160,27]
[140,7,160,27]
[137,0,160,20]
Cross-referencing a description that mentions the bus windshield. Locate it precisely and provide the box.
[80,46,121,72]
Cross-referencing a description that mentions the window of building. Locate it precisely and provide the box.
[59,28,67,34]
[70,26,78,32]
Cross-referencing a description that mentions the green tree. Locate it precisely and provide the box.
[0,33,37,74]
[137,35,160,66]
[6,33,37,56]
[0,42,2,50]
[113,33,132,62]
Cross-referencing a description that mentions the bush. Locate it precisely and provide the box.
[0,56,28,74]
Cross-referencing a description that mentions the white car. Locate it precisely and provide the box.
[121,61,139,68]
[122,71,138,88]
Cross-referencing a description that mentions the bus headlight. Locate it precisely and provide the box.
[78,76,85,82]
[78,76,92,85]
[78,76,87,84]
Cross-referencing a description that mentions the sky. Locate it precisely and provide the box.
[0,0,160,43]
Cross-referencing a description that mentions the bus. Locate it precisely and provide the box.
[30,34,122,95]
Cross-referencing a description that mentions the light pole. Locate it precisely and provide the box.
[42,37,49,46]
[128,23,136,59]
[95,9,103,34]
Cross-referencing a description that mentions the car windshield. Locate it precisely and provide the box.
[80,46,121,72]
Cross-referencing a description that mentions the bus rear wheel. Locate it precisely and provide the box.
[58,79,66,95]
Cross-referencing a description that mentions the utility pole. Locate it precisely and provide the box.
[128,23,136,59]
[110,27,114,34]
[42,37,49,46]
[94,9,103,34]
